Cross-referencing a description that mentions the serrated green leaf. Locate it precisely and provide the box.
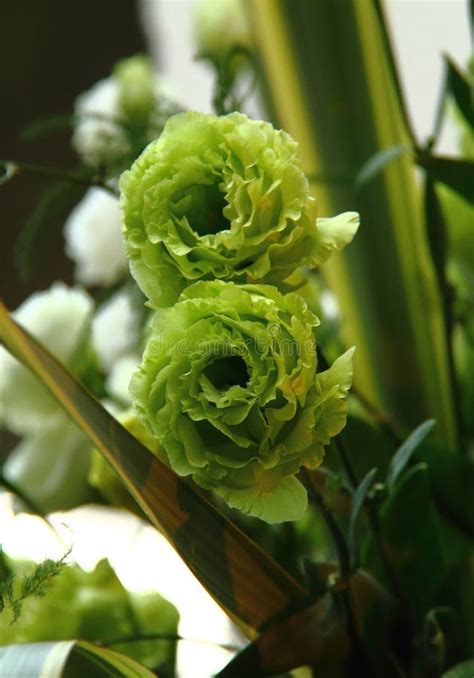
[386,419,436,491]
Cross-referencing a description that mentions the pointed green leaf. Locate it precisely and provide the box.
[355,145,410,187]
[0,302,309,634]
[445,56,474,129]
[0,640,155,678]
[348,467,378,565]
[386,419,436,491]
[417,153,474,205]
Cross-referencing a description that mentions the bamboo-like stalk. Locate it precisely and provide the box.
[249,0,458,449]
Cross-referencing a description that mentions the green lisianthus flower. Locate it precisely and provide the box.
[130,281,354,522]
[120,111,359,307]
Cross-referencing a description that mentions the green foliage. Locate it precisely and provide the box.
[0,551,69,624]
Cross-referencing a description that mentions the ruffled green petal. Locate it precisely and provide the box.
[217,475,308,523]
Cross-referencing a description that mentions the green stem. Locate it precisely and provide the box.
[0,159,118,196]
[301,469,376,676]
[350,384,402,446]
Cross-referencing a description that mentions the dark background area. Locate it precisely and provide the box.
[1,0,145,308]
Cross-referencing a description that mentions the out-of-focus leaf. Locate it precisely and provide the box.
[418,441,474,542]
[217,569,400,678]
[425,178,448,285]
[445,57,474,129]
[355,146,409,188]
[15,179,87,282]
[330,414,396,483]
[249,0,458,450]
[442,659,474,678]
[0,303,308,635]
[366,464,469,624]
[348,468,377,565]
[20,115,74,142]
[386,419,436,491]
[417,153,474,205]
[417,607,453,678]
[0,640,155,678]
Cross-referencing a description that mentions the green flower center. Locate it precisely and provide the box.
[178,183,229,236]
[204,355,249,390]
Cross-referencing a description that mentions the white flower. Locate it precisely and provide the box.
[0,283,93,436]
[72,55,178,172]
[64,188,127,287]
[3,418,92,513]
[92,289,140,372]
[72,77,130,169]
[106,354,140,405]
[193,0,251,59]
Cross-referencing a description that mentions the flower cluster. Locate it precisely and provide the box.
[120,111,358,522]
[73,54,182,175]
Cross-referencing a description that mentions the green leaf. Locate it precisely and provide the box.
[386,419,436,491]
[0,302,309,635]
[424,178,448,285]
[445,56,474,129]
[249,0,458,451]
[217,569,398,677]
[0,640,155,678]
[20,115,74,143]
[417,153,474,205]
[355,145,410,187]
[348,467,377,566]
[367,464,468,624]
[442,659,474,678]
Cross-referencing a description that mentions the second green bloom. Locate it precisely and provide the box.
[130,281,354,522]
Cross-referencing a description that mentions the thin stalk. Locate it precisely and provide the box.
[301,468,375,676]
[0,159,118,196]
[350,384,402,447]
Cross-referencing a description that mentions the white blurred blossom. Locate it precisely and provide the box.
[106,354,140,405]
[72,55,179,172]
[92,289,140,372]
[72,77,130,170]
[3,418,93,513]
[0,283,93,436]
[193,0,251,59]
[64,188,127,287]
